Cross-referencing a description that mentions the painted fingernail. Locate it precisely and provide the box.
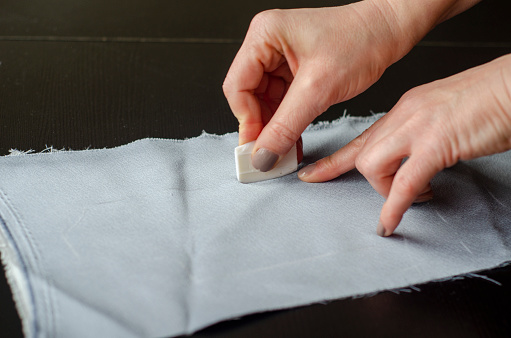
[298,163,316,178]
[377,222,388,237]
[252,148,278,172]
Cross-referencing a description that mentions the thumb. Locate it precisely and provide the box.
[298,113,390,182]
[252,69,331,171]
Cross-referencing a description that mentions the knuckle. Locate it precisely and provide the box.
[393,173,416,197]
[318,155,337,173]
[397,85,444,115]
[299,72,322,92]
[354,155,374,177]
[222,78,233,98]
[396,90,421,111]
[396,86,433,113]
[298,73,334,113]
[249,9,282,33]
[352,129,371,148]
[267,119,300,146]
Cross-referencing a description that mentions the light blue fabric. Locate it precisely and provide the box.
[0,114,510,337]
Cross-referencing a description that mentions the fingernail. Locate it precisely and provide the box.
[252,148,279,172]
[298,163,316,178]
[377,222,388,237]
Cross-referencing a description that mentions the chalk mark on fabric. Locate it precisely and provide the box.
[62,208,88,259]
[94,198,129,206]
[435,210,449,225]
[194,250,344,285]
[459,241,474,256]
[483,187,508,208]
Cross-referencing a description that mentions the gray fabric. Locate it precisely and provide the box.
[0,114,510,337]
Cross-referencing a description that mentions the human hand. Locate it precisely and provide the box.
[223,0,479,172]
[298,54,511,236]
[223,2,413,171]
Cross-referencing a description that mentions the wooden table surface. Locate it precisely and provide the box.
[1,1,510,337]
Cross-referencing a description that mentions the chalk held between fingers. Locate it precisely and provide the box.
[235,141,298,183]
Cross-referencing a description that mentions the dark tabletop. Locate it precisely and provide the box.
[1,1,511,337]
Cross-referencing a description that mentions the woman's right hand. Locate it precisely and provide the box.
[223,1,411,170]
[223,0,480,171]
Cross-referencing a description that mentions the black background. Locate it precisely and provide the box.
[1,1,510,337]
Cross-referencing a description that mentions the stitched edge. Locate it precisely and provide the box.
[0,189,57,337]
[0,194,35,337]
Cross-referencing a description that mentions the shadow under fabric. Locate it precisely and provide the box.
[0,114,510,337]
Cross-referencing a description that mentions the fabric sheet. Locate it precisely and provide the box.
[0,114,510,337]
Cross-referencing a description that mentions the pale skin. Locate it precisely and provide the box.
[223,0,511,236]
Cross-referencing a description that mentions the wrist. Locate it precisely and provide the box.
[367,0,481,64]
[494,54,511,125]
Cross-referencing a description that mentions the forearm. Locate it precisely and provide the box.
[366,0,481,63]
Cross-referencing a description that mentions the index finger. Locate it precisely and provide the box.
[379,153,442,236]
[223,39,286,145]
[299,113,390,182]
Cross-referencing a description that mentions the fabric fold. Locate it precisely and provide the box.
[0,114,510,337]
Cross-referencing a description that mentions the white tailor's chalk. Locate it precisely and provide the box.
[235,141,298,183]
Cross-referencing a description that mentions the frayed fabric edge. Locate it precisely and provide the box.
[191,259,510,334]
[8,146,70,156]
[304,111,385,132]
[3,113,386,158]
[0,222,33,338]
[352,261,508,300]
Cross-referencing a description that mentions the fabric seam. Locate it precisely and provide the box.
[0,189,57,337]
